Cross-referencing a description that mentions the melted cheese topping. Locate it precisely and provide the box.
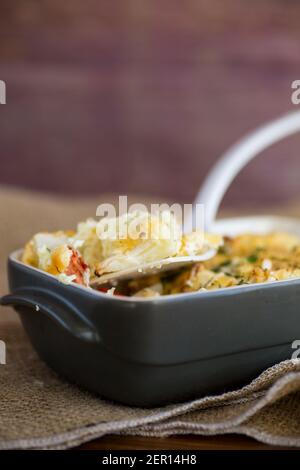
[95,211,182,274]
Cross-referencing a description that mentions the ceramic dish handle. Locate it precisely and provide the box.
[0,288,100,343]
[190,110,300,231]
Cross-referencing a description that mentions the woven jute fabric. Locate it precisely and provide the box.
[1,186,300,449]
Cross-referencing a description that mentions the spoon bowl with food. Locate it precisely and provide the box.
[91,210,221,285]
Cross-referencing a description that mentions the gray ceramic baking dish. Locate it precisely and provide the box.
[3,111,300,406]
[1,215,300,407]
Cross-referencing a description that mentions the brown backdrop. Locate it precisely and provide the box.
[1,0,300,210]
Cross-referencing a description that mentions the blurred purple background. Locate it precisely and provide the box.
[1,0,300,209]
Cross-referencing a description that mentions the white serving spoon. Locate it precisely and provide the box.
[92,249,217,285]
[93,110,300,285]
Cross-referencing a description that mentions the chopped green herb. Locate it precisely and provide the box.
[247,254,258,263]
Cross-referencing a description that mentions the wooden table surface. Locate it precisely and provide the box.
[77,434,294,450]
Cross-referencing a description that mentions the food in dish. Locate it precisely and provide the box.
[22,211,300,297]
[22,211,221,286]
[22,230,90,286]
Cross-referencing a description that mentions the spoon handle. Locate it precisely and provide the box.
[189,110,300,232]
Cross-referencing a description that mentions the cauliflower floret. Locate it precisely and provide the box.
[22,231,72,271]
[72,218,103,275]
[95,210,182,275]
[22,232,89,285]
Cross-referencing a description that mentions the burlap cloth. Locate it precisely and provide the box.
[1,186,300,450]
